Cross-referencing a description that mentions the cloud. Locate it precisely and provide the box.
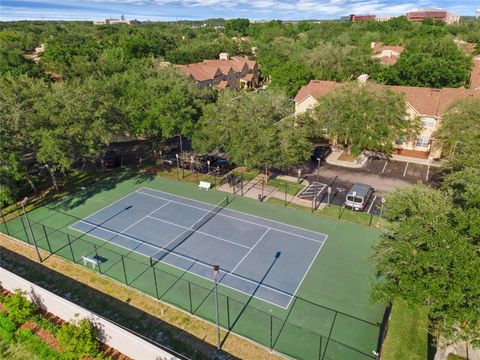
[1,0,477,21]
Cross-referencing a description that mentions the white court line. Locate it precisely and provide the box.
[403,162,409,177]
[366,196,377,214]
[136,189,326,244]
[138,187,328,240]
[228,228,270,275]
[119,201,171,234]
[70,221,293,304]
[146,215,251,250]
[284,234,328,309]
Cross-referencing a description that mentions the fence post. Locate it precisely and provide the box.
[0,208,9,235]
[121,255,128,285]
[20,215,31,245]
[270,314,273,350]
[188,282,193,314]
[67,234,75,262]
[152,266,159,299]
[42,225,53,254]
[226,296,230,329]
[94,244,102,274]
[369,212,374,227]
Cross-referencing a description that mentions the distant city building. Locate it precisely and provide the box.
[340,14,377,22]
[93,17,140,25]
[375,16,395,22]
[406,9,460,24]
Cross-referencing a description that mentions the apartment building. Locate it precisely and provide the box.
[177,53,259,90]
[294,79,478,160]
[406,9,460,24]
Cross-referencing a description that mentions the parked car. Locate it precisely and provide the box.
[311,145,331,162]
[344,183,374,211]
[103,150,119,168]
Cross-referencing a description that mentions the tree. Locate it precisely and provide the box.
[434,97,480,169]
[225,18,250,36]
[312,82,419,156]
[372,184,480,347]
[193,90,310,170]
[32,78,117,189]
[113,63,211,155]
[270,60,313,97]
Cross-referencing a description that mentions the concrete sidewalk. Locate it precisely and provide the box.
[217,173,312,207]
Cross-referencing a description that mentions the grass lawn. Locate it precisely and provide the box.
[267,178,305,196]
[1,173,386,360]
[337,152,357,162]
[230,167,260,182]
[381,300,429,360]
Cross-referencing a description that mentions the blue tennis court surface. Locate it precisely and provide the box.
[70,187,328,308]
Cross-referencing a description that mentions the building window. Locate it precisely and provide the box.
[416,135,430,148]
[421,117,436,129]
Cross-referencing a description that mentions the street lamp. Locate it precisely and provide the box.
[212,265,221,350]
[174,134,183,156]
[175,153,180,180]
[352,190,357,215]
[316,157,321,185]
[297,169,302,184]
[21,197,42,262]
[207,160,211,174]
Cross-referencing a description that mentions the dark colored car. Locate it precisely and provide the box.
[311,145,331,162]
[103,150,119,168]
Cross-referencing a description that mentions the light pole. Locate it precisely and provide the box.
[207,160,211,174]
[380,197,386,218]
[352,190,357,215]
[297,169,302,184]
[175,153,180,180]
[175,134,183,156]
[21,197,42,262]
[316,158,321,185]
[327,186,331,206]
[212,265,221,350]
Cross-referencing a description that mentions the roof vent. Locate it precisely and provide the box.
[219,53,230,61]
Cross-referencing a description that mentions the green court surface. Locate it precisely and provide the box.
[0,173,386,360]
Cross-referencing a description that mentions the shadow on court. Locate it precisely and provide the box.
[0,247,242,360]
[221,251,281,347]
[51,171,155,212]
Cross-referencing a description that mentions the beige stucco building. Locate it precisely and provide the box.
[294,79,479,160]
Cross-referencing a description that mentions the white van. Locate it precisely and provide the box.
[344,183,374,211]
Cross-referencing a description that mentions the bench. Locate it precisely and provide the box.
[198,181,211,190]
[82,256,100,269]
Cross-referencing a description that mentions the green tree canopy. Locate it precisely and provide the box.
[372,184,480,347]
[434,97,480,169]
[225,18,250,36]
[312,82,419,156]
[192,90,311,170]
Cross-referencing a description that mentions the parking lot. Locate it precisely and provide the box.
[298,180,385,216]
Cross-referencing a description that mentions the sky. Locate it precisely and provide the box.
[1,0,478,21]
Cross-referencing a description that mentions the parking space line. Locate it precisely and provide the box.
[367,195,377,214]
[403,162,409,177]
[381,159,388,174]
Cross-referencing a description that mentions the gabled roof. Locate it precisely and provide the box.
[295,80,479,117]
[177,63,222,82]
[293,80,342,103]
[241,73,254,82]
[216,80,229,89]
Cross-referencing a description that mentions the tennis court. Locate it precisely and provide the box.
[70,187,327,308]
[1,175,386,360]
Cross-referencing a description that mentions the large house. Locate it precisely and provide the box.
[294,78,479,160]
[177,53,259,90]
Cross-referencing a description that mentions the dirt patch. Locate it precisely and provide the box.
[20,321,63,352]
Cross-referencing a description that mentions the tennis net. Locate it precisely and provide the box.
[151,196,229,263]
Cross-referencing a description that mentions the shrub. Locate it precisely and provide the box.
[0,312,17,342]
[56,317,99,359]
[15,328,62,359]
[2,290,38,325]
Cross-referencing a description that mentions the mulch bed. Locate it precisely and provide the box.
[20,321,63,352]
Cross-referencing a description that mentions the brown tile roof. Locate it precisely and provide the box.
[372,42,404,54]
[294,80,342,103]
[470,57,480,90]
[216,80,229,89]
[379,56,399,65]
[177,64,222,82]
[241,73,254,82]
[295,80,479,117]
